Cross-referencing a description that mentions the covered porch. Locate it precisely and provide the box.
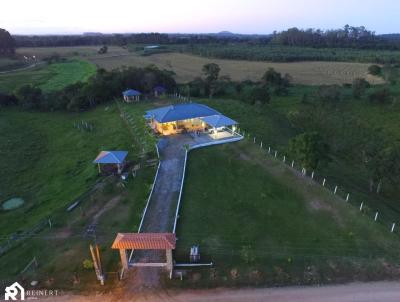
[150,114,238,138]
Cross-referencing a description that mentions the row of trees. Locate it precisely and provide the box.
[288,72,400,194]
[1,65,176,111]
[14,32,263,48]
[271,25,399,49]
[11,25,400,50]
[180,63,291,105]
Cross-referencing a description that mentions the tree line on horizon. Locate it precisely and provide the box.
[3,25,400,50]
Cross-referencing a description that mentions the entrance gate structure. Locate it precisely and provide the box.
[112,233,176,274]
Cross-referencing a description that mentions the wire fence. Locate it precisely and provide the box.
[238,129,400,237]
[0,176,112,257]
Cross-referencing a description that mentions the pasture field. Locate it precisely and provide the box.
[0,167,155,288]
[89,52,383,85]
[16,46,129,60]
[2,97,400,288]
[174,141,400,286]
[0,103,157,288]
[0,104,137,237]
[0,60,96,93]
[0,57,29,72]
[16,46,384,85]
[197,95,400,224]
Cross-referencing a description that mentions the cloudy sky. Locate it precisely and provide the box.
[1,0,399,35]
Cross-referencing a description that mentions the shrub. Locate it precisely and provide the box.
[352,78,370,99]
[82,259,94,270]
[369,89,391,104]
[368,65,382,76]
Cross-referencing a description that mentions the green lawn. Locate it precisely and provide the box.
[174,141,400,286]
[0,60,96,93]
[0,103,157,288]
[196,89,400,225]
[0,104,137,237]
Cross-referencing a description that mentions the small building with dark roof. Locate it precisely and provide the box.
[153,85,167,97]
[122,89,141,102]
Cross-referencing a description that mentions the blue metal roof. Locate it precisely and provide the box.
[123,89,141,97]
[145,103,221,123]
[93,151,128,164]
[200,115,237,128]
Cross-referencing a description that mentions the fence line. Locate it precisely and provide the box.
[240,130,399,235]
[0,175,112,257]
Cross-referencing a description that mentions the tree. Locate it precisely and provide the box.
[316,85,342,104]
[288,132,330,170]
[368,65,382,76]
[248,86,270,105]
[14,85,43,110]
[261,68,290,96]
[0,93,17,107]
[0,28,15,56]
[202,63,220,98]
[369,88,391,104]
[188,77,206,97]
[382,65,399,85]
[364,141,400,194]
[98,45,108,54]
[352,78,370,99]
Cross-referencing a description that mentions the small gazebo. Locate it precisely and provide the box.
[93,151,128,174]
[112,233,176,274]
[123,89,141,102]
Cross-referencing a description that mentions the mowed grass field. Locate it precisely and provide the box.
[0,60,96,93]
[174,141,400,286]
[89,52,383,85]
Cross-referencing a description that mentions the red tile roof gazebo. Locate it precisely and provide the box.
[112,233,176,250]
[112,233,176,272]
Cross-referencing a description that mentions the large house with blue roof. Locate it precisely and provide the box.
[145,103,238,136]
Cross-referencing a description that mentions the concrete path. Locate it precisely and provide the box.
[139,135,192,233]
[130,133,242,289]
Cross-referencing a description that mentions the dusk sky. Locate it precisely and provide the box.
[2,0,399,35]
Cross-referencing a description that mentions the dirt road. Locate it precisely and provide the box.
[44,281,400,301]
